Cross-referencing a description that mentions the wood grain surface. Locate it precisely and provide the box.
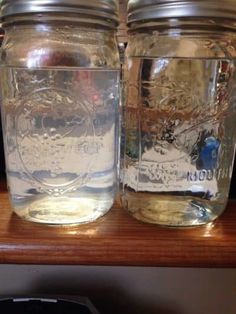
[0,180,236,267]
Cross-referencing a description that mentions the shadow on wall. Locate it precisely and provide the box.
[29,270,182,314]
[1,266,236,314]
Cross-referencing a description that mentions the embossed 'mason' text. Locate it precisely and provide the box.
[187,167,233,182]
[187,170,214,182]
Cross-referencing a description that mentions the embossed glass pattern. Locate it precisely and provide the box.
[0,15,120,224]
[121,17,236,226]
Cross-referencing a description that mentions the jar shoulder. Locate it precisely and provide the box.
[127,32,236,59]
[1,26,120,68]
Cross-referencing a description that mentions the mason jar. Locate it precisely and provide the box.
[0,0,120,225]
[121,0,236,226]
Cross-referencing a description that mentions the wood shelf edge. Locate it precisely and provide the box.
[0,181,236,267]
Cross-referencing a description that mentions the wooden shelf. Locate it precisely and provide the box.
[0,180,236,267]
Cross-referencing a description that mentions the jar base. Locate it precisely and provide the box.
[12,196,113,225]
[121,192,226,227]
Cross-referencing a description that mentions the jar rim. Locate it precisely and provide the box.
[1,0,119,29]
[128,0,236,29]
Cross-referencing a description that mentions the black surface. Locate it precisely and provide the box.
[0,119,5,177]
[230,162,236,198]
[0,299,92,314]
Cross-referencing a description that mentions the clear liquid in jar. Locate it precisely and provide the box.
[121,57,236,226]
[1,67,119,225]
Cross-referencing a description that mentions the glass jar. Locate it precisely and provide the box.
[121,0,236,226]
[0,0,120,225]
